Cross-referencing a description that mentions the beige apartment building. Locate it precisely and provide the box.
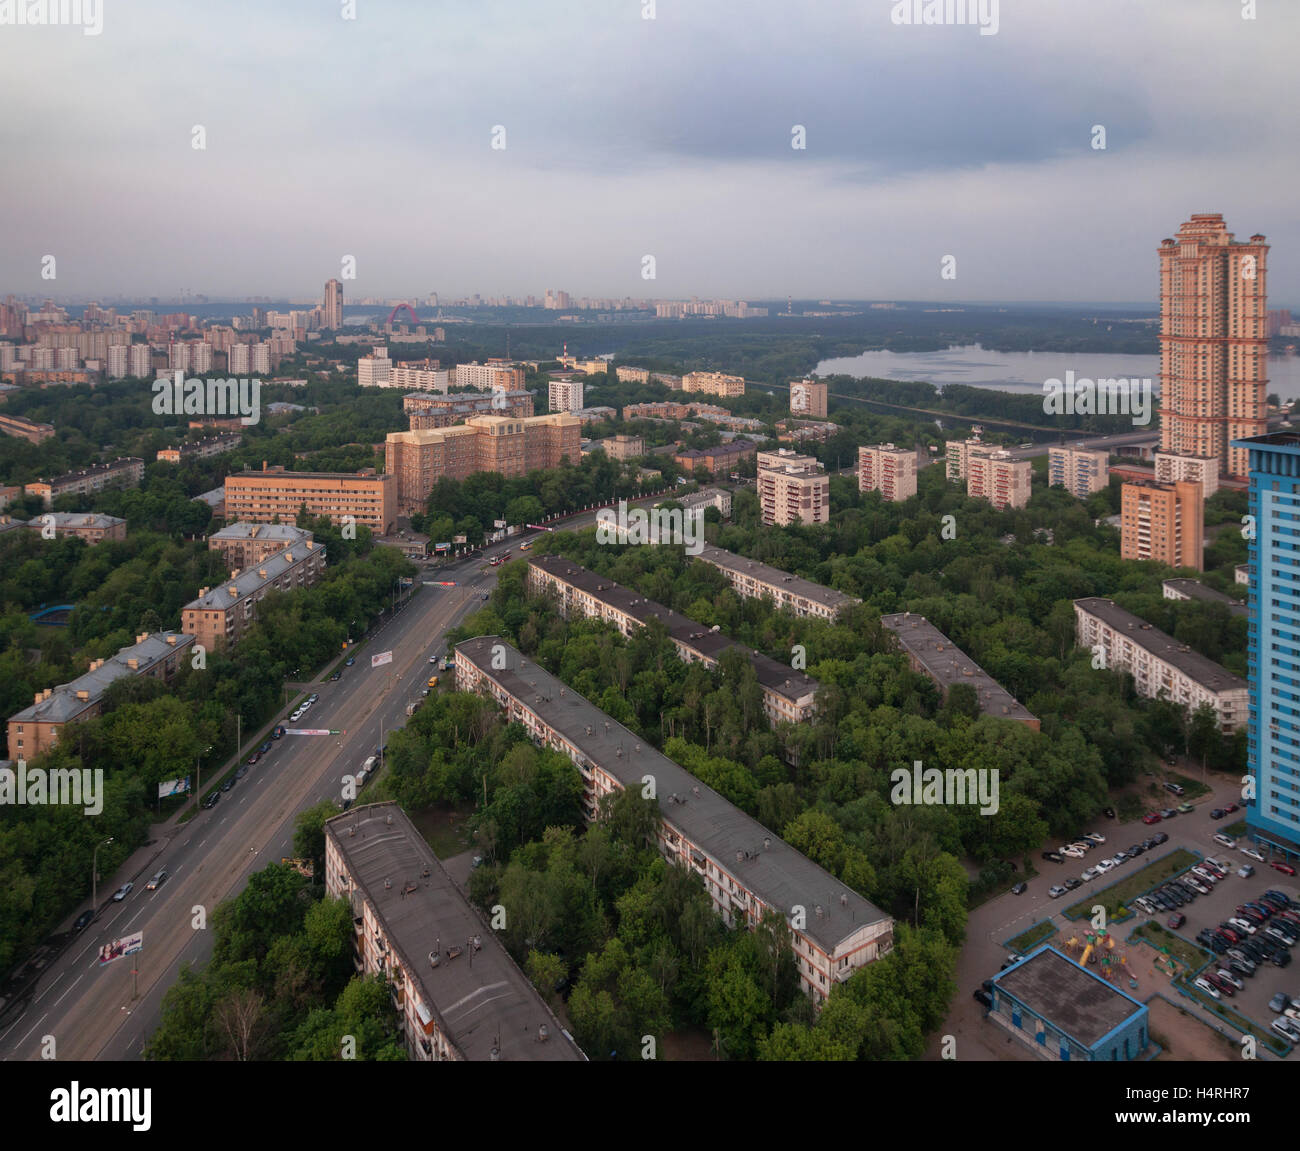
[7,632,195,761]
[182,538,326,651]
[695,544,859,622]
[404,390,534,429]
[1120,479,1203,571]
[455,361,525,392]
[26,512,125,545]
[1074,598,1246,732]
[858,443,917,502]
[1048,446,1110,499]
[597,434,643,461]
[1158,214,1269,480]
[454,636,893,1003]
[682,370,745,397]
[965,447,1032,510]
[225,465,396,535]
[757,449,830,526]
[0,413,55,443]
[156,434,241,464]
[208,522,314,569]
[789,379,828,418]
[385,413,580,516]
[615,365,650,384]
[324,803,584,1062]
[26,457,144,507]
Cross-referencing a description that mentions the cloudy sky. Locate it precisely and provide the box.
[1,0,1295,304]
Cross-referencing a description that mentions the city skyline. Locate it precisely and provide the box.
[0,0,1295,302]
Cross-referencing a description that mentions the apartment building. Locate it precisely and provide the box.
[385,413,580,516]
[208,522,314,569]
[25,457,144,507]
[25,512,125,545]
[225,465,396,534]
[1047,446,1110,499]
[757,449,830,526]
[0,413,55,444]
[1159,214,1269,479]
[454,636,893,1002]
[695,544,858,622]
[527,555,820,728]
[324,802,585,1062]
[322,278,343,330]
[615,365,650,384]
[391,362,449,393]
[624,402,693,421]
[669,487,731,519]
[1073,597,1246,732]
[1153,451,1220,499]
[1161,578,1247,619]
[777,419,840,445]
[880,612,1040,730]
[155,434,241,463]
[674,441,758,477]
[1120,479,1203,571]
[357,346,391,388]
[182,539,326,651]
[966,447,1032,510]
[404,390,534,430]
[1233,432,1300,855]
[595,434,643,461]
[789,379,828,418]
[548,377,584,414]
[7,632,195,760]
[455,361,525,392]
[857,444,918,502]
[682,370,745,397]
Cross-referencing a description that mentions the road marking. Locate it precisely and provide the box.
[198,839,207,848]
[51,973,84,1009]
[33,970,65,1005]
[12,1012,48,1052]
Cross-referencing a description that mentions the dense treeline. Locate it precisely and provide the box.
[146,860,404,1060]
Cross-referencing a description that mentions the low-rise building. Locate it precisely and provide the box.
[25,456,144,507]
[182,539,325,651]
[404,390,534,429]
[880,612,1040,729]
[454,636,893,1002]
[208,522,314,569]
[1161,578,1247,618]
[1154,451,1220,499]
[695,545,857,621]
[682,370,745,397]
[1074,597,1247,732]
[7,632,195,760]
[674,440,758,477]
[0,413,55,443]
[26,512,126,545]
[324,802,585,1062]
[527,554,820,728]
[156,434,242,463]
[595,434,643,461]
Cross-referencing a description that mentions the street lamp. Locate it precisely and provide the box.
[194,744,213,812]
[92,836,114,911]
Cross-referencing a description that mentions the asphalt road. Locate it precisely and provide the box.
[0,547,508,1062]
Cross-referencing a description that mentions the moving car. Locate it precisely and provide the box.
[203,790,220,809]
[1239,865,1256,878]
[329,671,341,681]
[345,657,356,667]
[428,675,439,688]
[73,910,95,932]
[146,869,167,890]
[112,882,133,902]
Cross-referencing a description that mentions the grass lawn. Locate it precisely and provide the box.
[1064,849,1198,920]
[1224,819,1248,838]
[1130,921,1207,972]
[1007,920,1058,954]
[1117,793,1147,822]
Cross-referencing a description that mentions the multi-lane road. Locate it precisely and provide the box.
[0,549,507,1062]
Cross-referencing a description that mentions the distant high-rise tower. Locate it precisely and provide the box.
[323,278,343,330]
[1158,214,1269,480]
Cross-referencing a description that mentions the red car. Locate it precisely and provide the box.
[1271,862,1297,876]
[1223,803,1239,814]
[1142,812,1163,825]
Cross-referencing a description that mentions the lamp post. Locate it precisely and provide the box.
[92,836,114,912]
[194,744,212,812]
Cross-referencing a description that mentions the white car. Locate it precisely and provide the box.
[1243,848,1266,862]
[1194,977,1221,999]
[1215,969,1244,990]
[1185,878,1210,895]
[1271,1017,1300,1043]
[1083,833,1106,845]
[112,882,133,902]
[1135,897,1156,914]
[1081,866,1101,881]
[1048,884,1067,899]
[1191,868,1217,885]
[1061,847,1086,859]
[1070,841,1095,853]
[1227,917,1257,935]
[1096,859,1115,873]
[1108,855,1127,867]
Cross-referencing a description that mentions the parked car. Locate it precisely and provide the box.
[1160,808,1178,819]
[1270,992,1292,1014]
[1063,877,1082,891]
[1210,808,1226,820]
[329,671,341,681]
[973,988,993,1008]
[1168,912,1186,929]
[1011,882,1027,895]
[146,869,167,890]
[1103,807,1116,818]
[203,790,220,809]
[221,777,234,792]
[1142,812,1163,825]
[1214,833,1238,849]
[112,882,133,902]
[1194,977,1221,999]
[1042,851,1064,863]
[1069,841,1095,853]
[1227,960,1254,980]
[1223,802,1240,814]
[1228,917,1257,935]
[1135,897,1156,914]
[1272,861,1298,876]
[1061,847,1086,859]
[1000,954,1025,971]
[1083,833,1106,845]
[1152,832,1169,845]
[1177,802,1195,813]
[307,693,318,703]
[1096,860,1115,873]
[1164,781,1186,796]
[1239,864,1256,878]
[1081,866,1101,881]
[1271,1017,1300,1043]
[246,752,260,766]
[258,741,272,754]
[345,657,356,667]
[1048,884,1068,899]
[235,765,248,780]
[271,725,285,739]
[1241,846,1265,861]
[1127,844,1145,857]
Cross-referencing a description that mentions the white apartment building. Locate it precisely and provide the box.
[757,449,830,526]
[357,346,392,388]
[682,370,745,397]
[1154,451,1221,498]
[548,377,584,413]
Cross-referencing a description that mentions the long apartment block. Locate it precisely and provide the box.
[526,554,819,727]
[25,456,144,507]
[224,465,396,535]
[208,522,314,569]
[403,390,535,429]
[324,802,585,1062]
[695,544,859,622]
[1073,597,1246,732]
[182,538,326,651]
[453,636,894,1001]
[8,631,195,761]
[880,612,1040,730]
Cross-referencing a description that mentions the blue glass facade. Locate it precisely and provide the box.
[1234,434,1300,858]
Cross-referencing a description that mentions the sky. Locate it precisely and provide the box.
[1,0,1295,305]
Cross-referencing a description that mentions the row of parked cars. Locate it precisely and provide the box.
[1269,988,1300,1044]
[287,692,319,724]
[1044,832,1171,898]
[1135,858,1229,920]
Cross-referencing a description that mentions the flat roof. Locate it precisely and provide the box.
[185,542,324,611]
[28,513,124,529]
[324,802,584,1062]
[993,946,1145,1048]
[1162,578,1247,616]
[210,523,312,544]
[8,632,195,725]
[45,457,143,485]
[696,545,858,614]
[1074,598,1247,694]
[228,469,390,482]
[528,554,818,705]
[455,636,889,953]
[879,612,1038,724]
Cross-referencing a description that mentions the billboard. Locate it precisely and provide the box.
[98,931,143,965]
[453,534,467,544]
[371,650,393,668]
[435,542,450,552]
[157,776,190,799]
[282,728,340,736]
[493,519,507,529]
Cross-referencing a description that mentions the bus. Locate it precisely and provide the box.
[519,540,533,551]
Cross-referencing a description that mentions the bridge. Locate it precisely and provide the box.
[386,302,419,325]
[29,604,75,625]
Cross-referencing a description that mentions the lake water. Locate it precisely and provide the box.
[814,344,1300,403]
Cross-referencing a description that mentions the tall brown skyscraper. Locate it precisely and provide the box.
[1158,213,1268,479]
[323,278,343,330]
